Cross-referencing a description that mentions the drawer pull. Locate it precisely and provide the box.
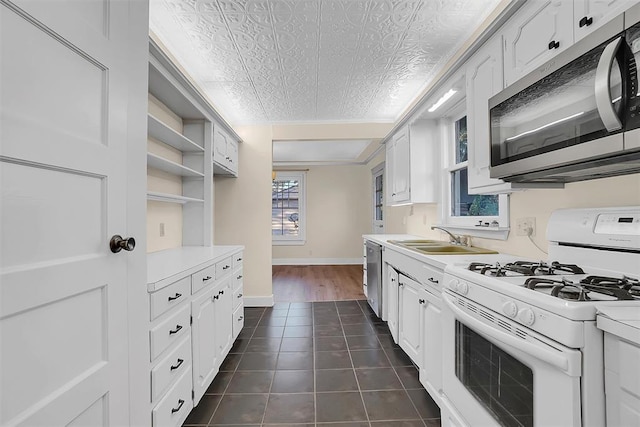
[170,358,184,371]
[237,293,243,298]
[428,277,439,284]
[579,16,593,27]
[237,257,242,262]
[168,325,183,335]
[238,316,244,321]
[203,276,212,282]
[167,293,182,302]
[548,40,560,50]
[237,275,243,279]
[171,399,185,414]
[419,299,425,305]
[218,290,224,295]
[213,295,219,300]
[223,265,230,270]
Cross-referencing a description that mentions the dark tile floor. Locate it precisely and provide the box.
[183,300,441,427]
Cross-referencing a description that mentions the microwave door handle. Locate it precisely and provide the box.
[595,36,623,131]
[443,293,574,374]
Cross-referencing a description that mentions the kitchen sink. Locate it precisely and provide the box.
[388,240,498,255]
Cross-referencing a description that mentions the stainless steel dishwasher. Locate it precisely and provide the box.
[365,241,382,317]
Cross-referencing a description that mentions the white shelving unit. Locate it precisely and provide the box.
[147,191,205,204]
[147,153,205,178]
[148,114,205,153]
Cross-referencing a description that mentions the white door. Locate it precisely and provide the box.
[398,275,421,364]
[391,128,410,203]
[192,287,219,405]
[0,0,147,425]
[215,279,234,358]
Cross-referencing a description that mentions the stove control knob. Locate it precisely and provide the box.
[458,281,469,296]
[518,307,535,326]
[448,279,459,292]
[502,301,518,318]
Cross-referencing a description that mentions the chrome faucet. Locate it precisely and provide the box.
[431,226,463,245]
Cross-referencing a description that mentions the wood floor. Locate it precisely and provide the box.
[272,264,365,302]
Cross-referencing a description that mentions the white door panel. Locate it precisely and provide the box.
[0,0,147,425]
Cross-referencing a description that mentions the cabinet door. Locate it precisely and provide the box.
[420,288,442,400]
[503,0,573,87]
[386,265,400,343]
[392,128,411,203]
[398,275,421,365]
[215,279,234,359]
[466,35,508,194]
[385,141,395,206]
[213,126,228,164]
[227,139,238,175]
[191,287,218,405]
[574,0,629,42]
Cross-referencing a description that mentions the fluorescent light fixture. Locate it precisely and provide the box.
[427,89,458,113]
[505,111,585,141]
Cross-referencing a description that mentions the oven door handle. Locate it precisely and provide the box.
[595,36,623,131]
[443,293,571,373]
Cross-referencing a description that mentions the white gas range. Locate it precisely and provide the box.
[439,207,640,427]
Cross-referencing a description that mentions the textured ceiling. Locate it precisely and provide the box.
[273,139,372,163]
[150,0,502,125]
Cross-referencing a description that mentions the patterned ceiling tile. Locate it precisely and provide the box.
[149,0,502,124]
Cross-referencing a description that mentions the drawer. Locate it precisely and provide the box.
[151,335,192,402]
[233,304,244,340]
[233,270,243,291]
[233,284,244,310]
[150,305,190,361]
[191,264,215,295]
[216,256,233,278]
[233,251,243,269]
[152,368,193,427]
[150,276,190,321]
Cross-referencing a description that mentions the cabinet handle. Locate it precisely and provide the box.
[579,16,593,27]
[170,358,184,371]
[168,293,182,302]
[214,295,219,300]
[391,278,395,282]
[171,399,185,414]
[428,277,439,284]
[238,293,243,298]
[238,316,244,321]
[237,275,243,279]
[548,40,559,50]
[223,265,230,270]
[169,325,183,335]
[237,257,242,261]
[419,299,425,304]
[218,290,224,295]
[203,276,212,282]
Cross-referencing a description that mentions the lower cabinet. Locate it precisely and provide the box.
[398,274,422,365]
[419,286,442,405]
[147,247,244,427]
[386,263,399,343]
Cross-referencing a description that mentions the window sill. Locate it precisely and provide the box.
[272,240,306,246]
[435,224,510,241]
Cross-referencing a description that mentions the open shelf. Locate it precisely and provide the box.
[147,191,204,204]
[147,153,205,177]
[148,114,204,153]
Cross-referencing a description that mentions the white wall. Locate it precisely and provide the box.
[272,164,371,264]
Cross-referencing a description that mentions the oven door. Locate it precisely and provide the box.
[441,291,583,427]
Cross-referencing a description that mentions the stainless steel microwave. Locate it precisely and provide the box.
[489,6,640,183]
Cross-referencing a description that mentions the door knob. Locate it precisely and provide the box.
[110,235,135,253]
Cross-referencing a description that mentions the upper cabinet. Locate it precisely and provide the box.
[213,126,239,177]
[503,0,573,87]
[385,121,440,206]
[466,34,512,194]
[574,0,634,41]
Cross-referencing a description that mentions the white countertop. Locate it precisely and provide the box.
[147,245,244,291]
[363,233,517,270]
[597,306,640,345]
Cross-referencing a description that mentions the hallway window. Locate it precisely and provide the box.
[272,171,306,245]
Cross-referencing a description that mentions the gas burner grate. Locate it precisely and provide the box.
[468,260,585,277]
[524,276,639,301]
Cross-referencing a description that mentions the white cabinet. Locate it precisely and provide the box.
[385,121,440,205]
[419,286,442,405]
[398,274,422,364]
[385,141,395,206]
[385,263,400,343]
[214,278,234,358]
[213,126,239,176]
[191,286,219,405]
[502,0,574,87]
[603,332,640,426]
[574,0,632,41]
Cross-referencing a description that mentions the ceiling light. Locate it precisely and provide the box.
[427,89,458,113]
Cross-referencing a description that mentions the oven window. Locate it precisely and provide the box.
[455,321,534,427]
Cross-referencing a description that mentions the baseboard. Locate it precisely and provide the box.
[243,295,274,307]
[272,257,362,266]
